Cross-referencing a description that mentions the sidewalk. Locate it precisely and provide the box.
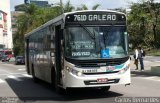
[0,57,15,64]
[130,59,160,76]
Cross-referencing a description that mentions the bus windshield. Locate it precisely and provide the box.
[5,51,12,55]
[65,26,128,60]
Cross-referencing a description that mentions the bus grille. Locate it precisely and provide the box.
[83,71,119,75]
[75,57,129,67]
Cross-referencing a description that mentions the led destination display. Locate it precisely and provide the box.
[73,14,117,22]
[65,12,126,25]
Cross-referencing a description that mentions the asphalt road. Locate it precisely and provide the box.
[0,61,160,103]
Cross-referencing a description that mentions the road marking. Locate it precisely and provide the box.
[7,75,23,81]
[0,72,27,76]
[144,76,158,80]
[138,76,160,82]
[18,69,26,71]
[0,79,5,84]
[0,69,11,74]
[22,74,32,78]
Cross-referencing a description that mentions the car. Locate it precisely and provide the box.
[15,56,25,65]
[0,51,4,60]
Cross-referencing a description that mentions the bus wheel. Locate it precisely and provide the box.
[100,86,110,92]
[31,64,38,83]
[51,67,65,94]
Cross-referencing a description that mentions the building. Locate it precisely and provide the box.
[11,11,24,35]
[24,0,50,7]
[0,0,13,49]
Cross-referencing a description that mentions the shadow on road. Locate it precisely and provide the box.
[5,76,123,102]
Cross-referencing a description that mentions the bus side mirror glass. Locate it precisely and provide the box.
[124,32,129,53]
[50,52,54,57]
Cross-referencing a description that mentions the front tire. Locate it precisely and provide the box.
[51,67,65,94]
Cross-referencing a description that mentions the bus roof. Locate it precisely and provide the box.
[25,10,126,38]
[0,50,12,52]
[64,10,126,16]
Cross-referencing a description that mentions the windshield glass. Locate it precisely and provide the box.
[65,26,128,60]
[16,56,24,59]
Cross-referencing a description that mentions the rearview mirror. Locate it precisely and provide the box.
[50,52,55,57]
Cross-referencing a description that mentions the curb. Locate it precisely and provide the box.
[131,71,160,76]
[0,61,15,65]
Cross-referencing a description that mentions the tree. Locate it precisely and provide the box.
[76,4,101,10]
[127,0,160,49]
[13,4,38,56]
[92,4,101,10]
[146,0,160,47]
[113,7,126,13]
[13,4,62,56]
[63,0,75,13]
[15,4,27,11]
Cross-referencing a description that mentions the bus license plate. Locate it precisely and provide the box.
[97,78,108,83]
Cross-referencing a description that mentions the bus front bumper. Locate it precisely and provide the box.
[62,69,131,89]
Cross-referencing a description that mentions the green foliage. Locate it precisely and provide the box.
[76,4,101,10]
[63,0,75,13]
[13,4,62,56]
[12,1,101,56]
[147,49,160,56]
[92,4,101,10]
[128,0,160,49]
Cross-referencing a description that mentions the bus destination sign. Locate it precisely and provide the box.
[73,14,116,22]
[65,12,126,24]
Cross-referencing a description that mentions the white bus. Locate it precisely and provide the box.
[25,10,131,93]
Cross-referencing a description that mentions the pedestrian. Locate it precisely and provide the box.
[138,47,144,71]
[133,47,139,70]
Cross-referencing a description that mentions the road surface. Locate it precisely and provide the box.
[0,61,160,103]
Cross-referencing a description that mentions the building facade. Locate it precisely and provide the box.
[0,0,13,49]
[11,11,24,35]
[24,0,50,7]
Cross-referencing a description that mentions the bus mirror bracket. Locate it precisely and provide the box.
[60,29,63,40]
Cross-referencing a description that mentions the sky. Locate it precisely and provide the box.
[10,0,138,11]
[10,0,160,11]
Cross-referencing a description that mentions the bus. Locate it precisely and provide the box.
[25,10,131,93]
[0,50,13,60]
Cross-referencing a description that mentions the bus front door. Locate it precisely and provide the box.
[55,25,63,85]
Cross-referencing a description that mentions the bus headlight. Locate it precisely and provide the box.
[66,66,72,72]
[118,64,130,74]
[66,66,83,76]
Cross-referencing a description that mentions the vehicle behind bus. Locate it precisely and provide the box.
[25,10,130,93]
[0,50,13,62]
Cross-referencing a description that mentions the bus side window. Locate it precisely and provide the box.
[50,25,55,51]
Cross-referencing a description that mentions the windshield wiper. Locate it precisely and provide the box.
[78,23,95,40]
[77,23,97,56]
